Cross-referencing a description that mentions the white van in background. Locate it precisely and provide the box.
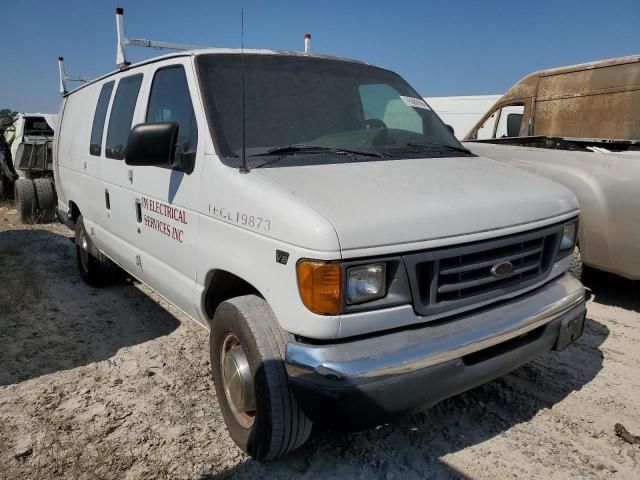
[425,95,501,139]
[53,14,585,459]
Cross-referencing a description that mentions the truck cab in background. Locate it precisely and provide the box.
[1,113,58,222]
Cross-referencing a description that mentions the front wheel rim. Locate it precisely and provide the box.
[220,333,256,428]
[78,230,90,273]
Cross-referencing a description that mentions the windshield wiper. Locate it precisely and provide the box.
[251,144,384,159]
[406,140,472,155]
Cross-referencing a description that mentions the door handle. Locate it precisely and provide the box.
[135,198,142,223]
[104,189,110,210]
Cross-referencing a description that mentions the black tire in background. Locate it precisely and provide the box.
[14,178,37,223]
[33,177,57,222]
[0,171,15,200]
[0,140,14,199]
[569,246,584,281]
[210,295,312,460]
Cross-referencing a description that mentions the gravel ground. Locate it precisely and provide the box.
[1,199,639,479]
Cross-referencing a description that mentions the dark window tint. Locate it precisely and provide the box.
[90,81,114,156]
[196,54,465,167]
[507,113,523,137]
[105,74,143,159]
[23,117,54,136]
[146,66,198,171]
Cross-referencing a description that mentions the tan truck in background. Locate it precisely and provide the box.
[463,54,640,280]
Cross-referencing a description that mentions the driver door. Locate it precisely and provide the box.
[126,59,205,318]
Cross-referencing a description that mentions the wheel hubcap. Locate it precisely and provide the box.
[220,334,255,428]
[79,231,89,272]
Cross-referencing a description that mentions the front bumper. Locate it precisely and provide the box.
[285,273,585,428]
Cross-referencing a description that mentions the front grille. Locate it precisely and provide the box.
[404,223,564,317]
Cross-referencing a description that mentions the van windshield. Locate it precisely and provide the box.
[196,54,470,168]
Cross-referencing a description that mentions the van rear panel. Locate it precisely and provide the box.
[535,61,640,140]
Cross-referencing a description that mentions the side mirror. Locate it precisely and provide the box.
[445,124,455,137]
[125,122,178,166]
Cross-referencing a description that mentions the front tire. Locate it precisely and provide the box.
[210,295,312,460]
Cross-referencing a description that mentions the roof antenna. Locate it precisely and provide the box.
[239,5,249,173]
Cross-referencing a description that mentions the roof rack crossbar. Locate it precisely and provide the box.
[116,7,205,68]
[58,57,93,96]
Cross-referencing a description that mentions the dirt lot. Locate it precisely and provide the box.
[0,199,639,479]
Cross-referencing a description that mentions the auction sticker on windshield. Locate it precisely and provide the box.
[400,96,431,110]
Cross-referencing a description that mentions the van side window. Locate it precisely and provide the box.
[472,110,499,140]
[105,74,143,160]
[89,81,114,156]
[146,66,198,172]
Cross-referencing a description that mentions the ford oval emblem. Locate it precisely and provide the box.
[491,261,514,279]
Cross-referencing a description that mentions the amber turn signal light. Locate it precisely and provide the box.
[296,260,342,315]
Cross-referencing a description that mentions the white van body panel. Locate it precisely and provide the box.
[54,51,580,341]
[466,141,640,280]
[193,151,343,336]
[256,157,578,254]
[56,83,107,233]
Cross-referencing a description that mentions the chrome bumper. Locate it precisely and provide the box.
[285,274,586,427]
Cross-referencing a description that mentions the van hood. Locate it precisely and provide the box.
[256,156,578,253]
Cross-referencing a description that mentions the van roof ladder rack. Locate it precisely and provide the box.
[57,57,93,95]
[115,7,205,69]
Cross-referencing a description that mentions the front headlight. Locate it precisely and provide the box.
[560,221,577,252]
[346,263,387,304]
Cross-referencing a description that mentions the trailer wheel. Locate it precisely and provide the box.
[568,246,583,281]
[14,178,37,223]
[75,215,121,286]
[33,178,57,222]
[210,295,312,460]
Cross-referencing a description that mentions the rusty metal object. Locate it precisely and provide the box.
[465,54,640,141]
[614,423,640,445]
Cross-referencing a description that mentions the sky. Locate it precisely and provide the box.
[2,0,639,113]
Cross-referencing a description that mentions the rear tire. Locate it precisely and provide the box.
[568,246,583,281]
[75,215,121,286]
[210,295,312,460]
[33,178,56,222]
[14,178,37,223]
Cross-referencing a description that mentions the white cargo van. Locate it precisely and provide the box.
[54,47,586,459]
[424,95,502,140]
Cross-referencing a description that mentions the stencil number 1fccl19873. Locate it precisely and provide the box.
[209,204,271,232]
